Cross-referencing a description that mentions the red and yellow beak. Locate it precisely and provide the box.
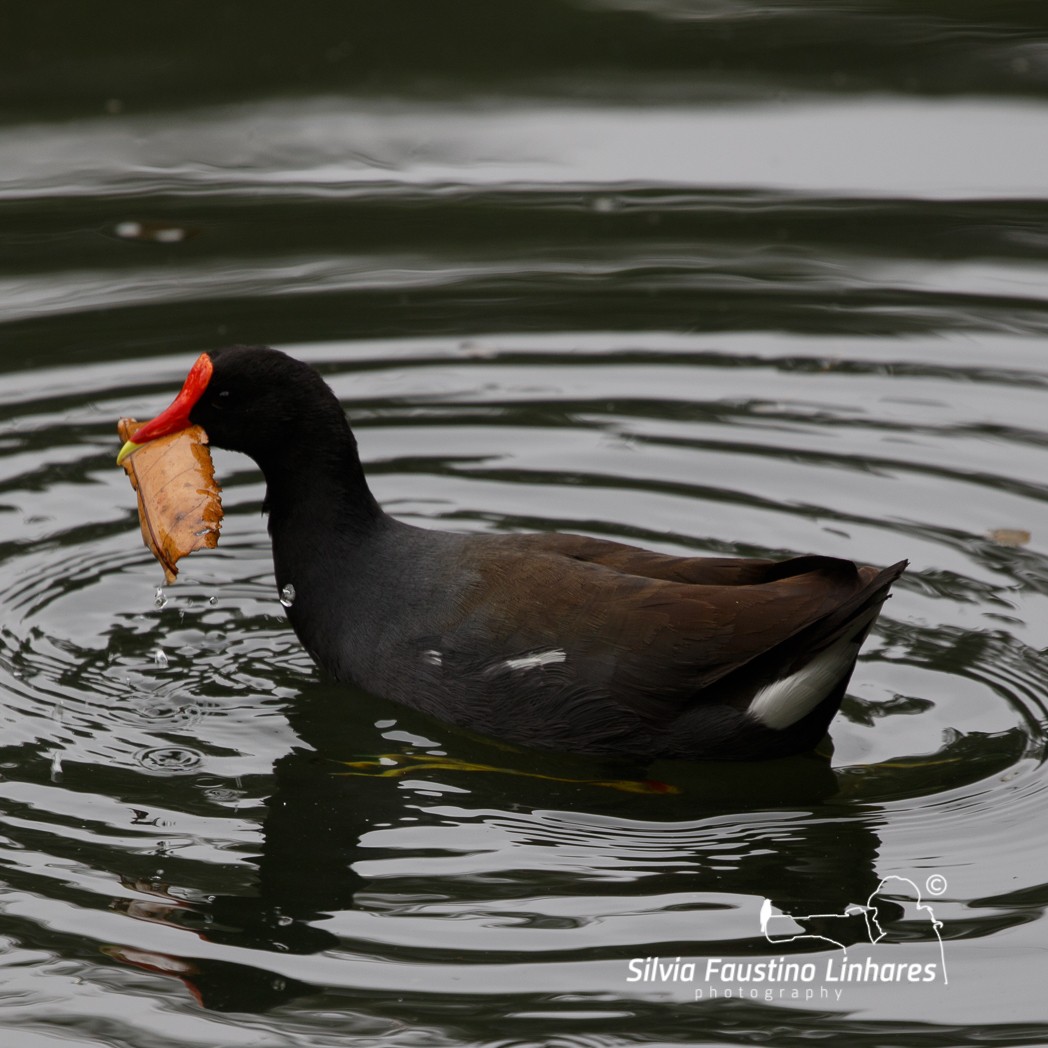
[116,353,213,464]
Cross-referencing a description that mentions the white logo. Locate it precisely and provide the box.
[760,875,948,985]
[626,874,950,1002]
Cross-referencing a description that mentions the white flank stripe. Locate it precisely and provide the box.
[502,649,567,671]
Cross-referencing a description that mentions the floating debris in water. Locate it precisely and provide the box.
[114,220,194,244]
[986,528,1031,547]
[458,339,498,358]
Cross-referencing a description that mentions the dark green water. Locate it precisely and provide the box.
[3,3,1048,1045]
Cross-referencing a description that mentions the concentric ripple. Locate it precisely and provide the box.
[2,328,1046,1043]
[5,6,1048,1039]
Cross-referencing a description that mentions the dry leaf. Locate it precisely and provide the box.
[118,418,222,584]
[986,528,1031,548]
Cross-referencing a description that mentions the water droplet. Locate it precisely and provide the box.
[117,696,204,728]
[153,647,169,668]
[49,750,63,781]
[154,588,168,609]
[279,583,296,608]
[208,596,217,606]
[135,747,202,775]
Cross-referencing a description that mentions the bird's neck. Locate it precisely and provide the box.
[259,419,386,547]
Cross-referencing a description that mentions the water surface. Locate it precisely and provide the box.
[2,3,1048,1045]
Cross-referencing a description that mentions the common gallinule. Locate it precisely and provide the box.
[118,346,906,761]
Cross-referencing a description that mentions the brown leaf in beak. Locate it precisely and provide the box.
[118,418,222,584]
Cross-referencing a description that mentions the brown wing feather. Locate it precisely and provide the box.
[505,531,781,585]
[460,533,897,717]
[389,531,906,757]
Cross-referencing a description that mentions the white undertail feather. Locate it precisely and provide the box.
[747,606,880,730]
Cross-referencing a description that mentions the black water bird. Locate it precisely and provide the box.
[118,346,906,761]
